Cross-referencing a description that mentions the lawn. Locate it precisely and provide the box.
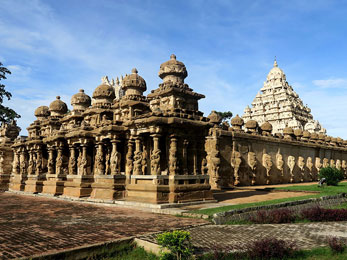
[190,182,347,216]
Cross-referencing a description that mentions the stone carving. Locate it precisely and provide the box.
[55,149,63,175]
[201,158,208,175]
[141,146,148,175]
[231,150,242,186]
[315,157,322,172]
[287,156,295,183]
[297,156,305,181]
[47,149,54,175]
[276,152,284,175]
[306,157,313,172]
[150,149,161,175]
[35,152,42,175]
[94,144,104,175]
[110,143,121,175]
[242,59,326,135]
[323,158,329,168]
[133,151,143,175]
[168,137,177,175]
[125,140,134,176]
[248,152,257,185]
[262,152,272,184]
[79,146,88,176]
[336,159,342,170]
[0,152,4,174]
[12,152,20,175]
[27,152,34,175]
[68,147,76,175]
[19,152,27,175]
[330,159,335,168]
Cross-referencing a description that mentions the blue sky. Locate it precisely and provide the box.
[1,0,347,137]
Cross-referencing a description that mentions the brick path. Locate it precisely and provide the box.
[0,192,207,260]
[140,222,347,254]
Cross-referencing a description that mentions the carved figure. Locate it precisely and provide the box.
[35,152,42,175]
[330,159,335,168]
[201,158,208,175]
[231,150,242,185]
[323,158,329,168]
[68,149,76,175]
[55,150,63,175]
[297,156,305,181]
[47,151,54,175]
[262,153,272,184]
[133,151,143,175]
[287,156,295,183]
[94,145,104,175]
[248,152,257,185]
[141,147,148,175]
[150,149,161,175]
[336,159,342,170]
[12,152,20,175]
[276,152,284,176]
[315,157,322,172]
[105,148,111,175]
[110,149,121,175]
[125,143,133,175]
[27,152,34,175]
[0,152,4,174]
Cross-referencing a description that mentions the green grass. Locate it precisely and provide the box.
[275,181,347,195]
[106,246,157,260]
[190,182,347,216]
[190,194,321,216]
[198,247,347,260]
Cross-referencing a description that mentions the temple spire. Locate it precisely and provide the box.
[274,56,278,67]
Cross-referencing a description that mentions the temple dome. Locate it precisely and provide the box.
[207,110,222,125]
[283,127,294,135]
[231,114,244,127]
[122,68,147,94]
[158,54,188,84]
[92,83,115,100]
[34,106,50,120]
[266,59,286,81]
[261,121,273,132]
[71,89,91,111]
[49,96,67,116]
[245,119,258,129]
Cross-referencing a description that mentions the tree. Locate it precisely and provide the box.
[215,111,233,122]
[0,62,20,123]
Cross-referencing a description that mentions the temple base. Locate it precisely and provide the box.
[24,175,44,193]
[63,175,93,198]
[90,175,126,200]
[126,175,214,204]
[41,174,66,196]
[0,174,10,191]
[9,174,27,192]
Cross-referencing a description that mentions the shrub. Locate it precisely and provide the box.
[245,237,297,259]
[250,208,296,224]
[328,237,345,254]
[319,166,344,186]
[157,230,193,260]
[301,206,347,222]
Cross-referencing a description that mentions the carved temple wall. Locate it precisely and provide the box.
[208,126,347,189]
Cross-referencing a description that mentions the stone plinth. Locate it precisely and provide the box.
[90,175,126,200]
[0,174,10,191]
[24,175,44,193]
[41,174,66,196]
[63,175,93,198]
[9,174,28,192]
[126,175,213,204]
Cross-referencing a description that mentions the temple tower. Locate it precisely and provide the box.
[242,59,326,134]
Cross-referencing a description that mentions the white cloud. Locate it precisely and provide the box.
[312,78,347,89]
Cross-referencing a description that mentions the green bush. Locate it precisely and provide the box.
[319,166,344,186]
[157,230,193,260]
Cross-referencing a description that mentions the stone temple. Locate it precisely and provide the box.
[242,59,326,135]
[0,55,346,204]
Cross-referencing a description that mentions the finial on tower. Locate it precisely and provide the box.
[274,56,278,67]
[170,54,176,60]
[131,68,138,74]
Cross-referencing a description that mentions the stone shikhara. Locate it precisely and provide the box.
[0,55,346,202]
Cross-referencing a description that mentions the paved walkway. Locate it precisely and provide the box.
[0,192,207,260]
[140,222,347,254]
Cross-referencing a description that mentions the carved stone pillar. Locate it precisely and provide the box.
[182,139,189,175]
[125,139,134,176]
[150,134,161,175]
[94,142,104,175]
[55,147,64,176]
[12,150,20,175]
[68,145,77,175]
[110,139,121,175]
[192,141,198,175]
[35,149,43,176]
[27,149,34,175]
[133,137,143,175]
[169,135,178,176]
[19,149,27,175]
[47,147,55,175]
